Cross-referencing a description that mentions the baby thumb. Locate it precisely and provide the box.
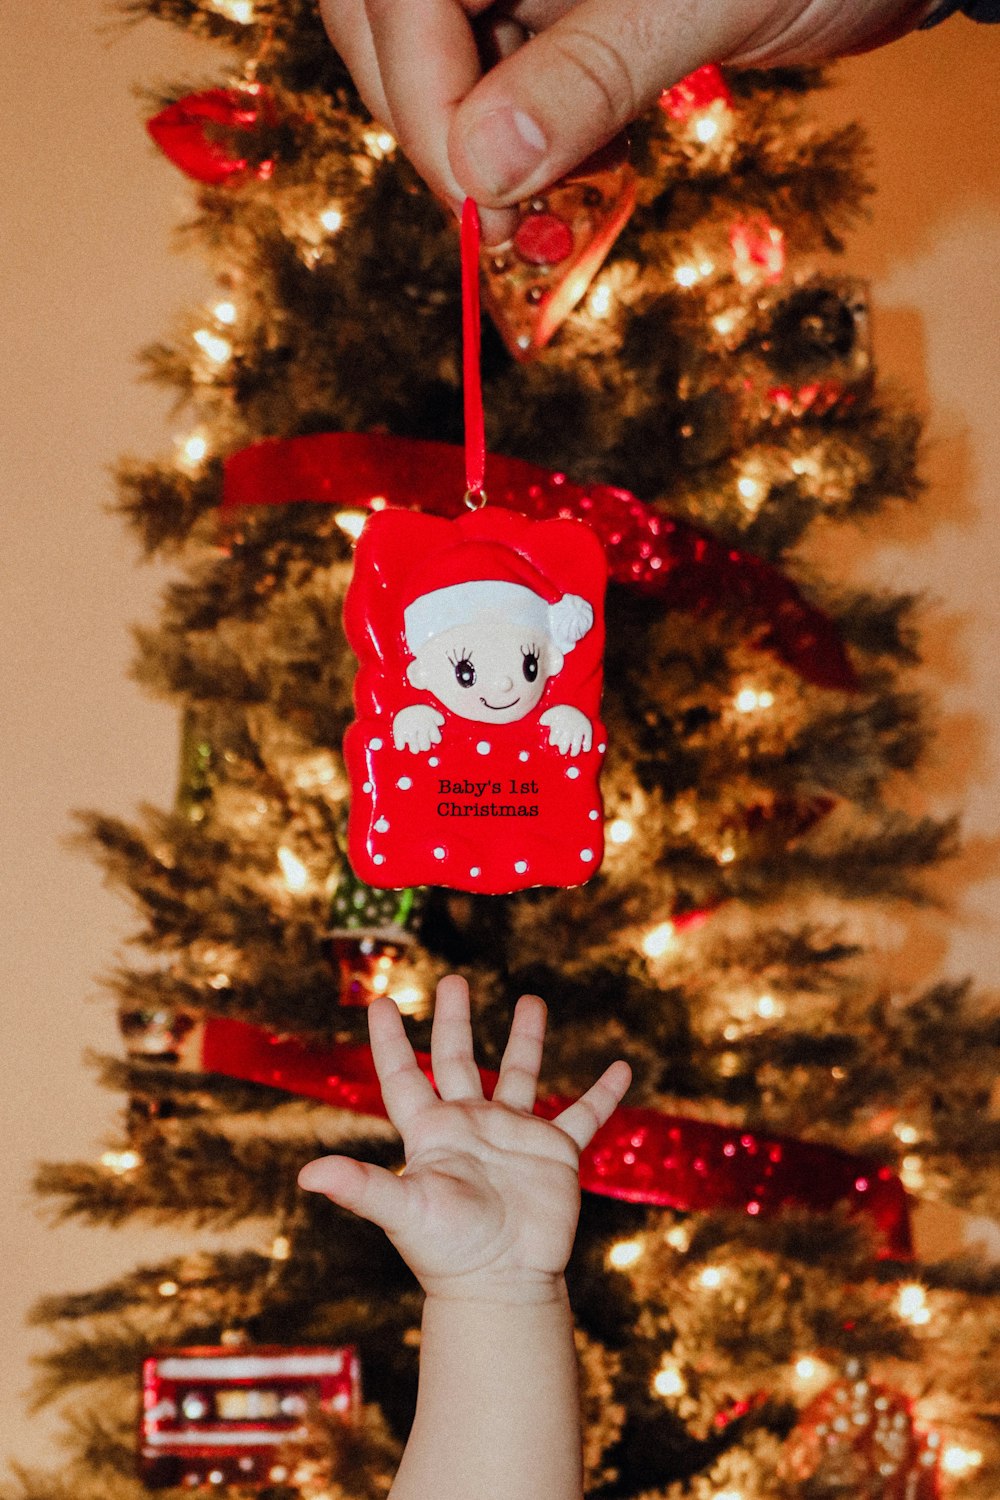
[299,1154,411,1238]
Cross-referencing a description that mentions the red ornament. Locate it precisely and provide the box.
[328,932,411,1008]
[343,505,608,894]
[194,1016,914,1258]
[785,1378,940,1499]
[731,216,786,285]
[222,432,858,692]
[139,1344,360,1490]
[146,87,276,186]
[660,64,734,120]
[480,139,636,359]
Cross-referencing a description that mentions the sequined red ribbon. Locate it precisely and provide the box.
[201,1016,911,1258]
[222,432,856,690]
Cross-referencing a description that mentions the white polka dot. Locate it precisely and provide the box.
[588,809,599,820]
[470,866,481,877]
[580,848,594,861]
[433,846,446,860]
[362,781,373,793]
[428,756,439,767]
[514,860,528,874]
[566,766,580,780]
[519,751,530,762]
[476,740,491,755]
[369,737,383,750]
[397,776,412,790]
[598,743,607,752]
[375,817,389,832]
[373,853,385,865]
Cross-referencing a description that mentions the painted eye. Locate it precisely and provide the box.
[522,651,539,683]
[454,658,476,688]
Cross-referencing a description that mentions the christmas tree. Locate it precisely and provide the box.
[12,2,999,1497]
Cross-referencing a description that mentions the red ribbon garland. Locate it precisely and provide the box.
[201,1017,911,1258]
[222,432,857,691]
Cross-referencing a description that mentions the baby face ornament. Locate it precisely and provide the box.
[344,506,608,893]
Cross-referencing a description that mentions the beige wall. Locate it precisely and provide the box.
[2,3,997,1471]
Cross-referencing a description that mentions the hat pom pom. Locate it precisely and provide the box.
[548,593,593,653]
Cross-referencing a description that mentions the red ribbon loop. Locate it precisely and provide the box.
[461,199,486,504]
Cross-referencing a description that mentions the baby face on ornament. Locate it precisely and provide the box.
[393,578,595,756]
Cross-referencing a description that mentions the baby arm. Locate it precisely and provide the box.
[299,976,631,1500]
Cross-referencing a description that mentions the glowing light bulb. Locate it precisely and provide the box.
[372,971,391,995]
[735,686,774,713]
[717,844,736,865]
[213,299,237,325]
[393,986,424,1015]
[713,1491,744,1500]
[674,264,699,288]
[271,1235,291,1261]
[277,847,309,892]
[364,127,397,157]
[643,922,678,959]
[193,328,232,364]
[737,473,764,503]
[335,509,368,541]
[177,431,209,472]
[795,1357,819,1381]
[756,993,783,1019]
[698,1266,724,1289]
[101,1149,141,1174]
[694,115,719,144]
[214,0,255,19]
[713,310,737,337]
[698,258,715,277]
[653,1363,686,1397]
[320,206,343,233]
[608,1238,643,1270]
[158,1280,179,1297]
[941,1444,983,1477]
[894,1122,919,1144]
[589,283,612,317]
[900,1154,925,1190]
[609,818,633,845]
[897,1283,930,1325]
[664,1225,690,1251]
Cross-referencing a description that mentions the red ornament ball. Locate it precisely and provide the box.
[785,1376,940,1499]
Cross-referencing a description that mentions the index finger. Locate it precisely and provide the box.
[368,994,439,1138]
[363,0,517,242]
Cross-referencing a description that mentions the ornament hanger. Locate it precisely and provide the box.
[461,199,487,508]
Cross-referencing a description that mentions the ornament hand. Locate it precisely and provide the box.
[299,974,631,1301]
[393,703,446,753]
[319,0,935,243]
[539,704,592,756]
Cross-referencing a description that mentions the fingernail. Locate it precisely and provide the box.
[463,106,547,198]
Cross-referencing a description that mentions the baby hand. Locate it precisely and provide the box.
[299,975,631,1303]
[539,705,593,757]
[392,703,445,754]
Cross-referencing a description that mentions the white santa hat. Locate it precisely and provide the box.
[401,539,593,658]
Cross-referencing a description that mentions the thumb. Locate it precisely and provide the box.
[447,0,731,206]
[299,1154,412,1238]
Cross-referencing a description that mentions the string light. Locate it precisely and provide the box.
[941,1444,983,1477]
[896,1283,930,1326]
[693,115,719,144]
[716,844,736,865]
[608,818,634,845]
[652,1361,686,1398]
[664,1224,690,1251]
[736,473,764,506]
[588,283,612,317]
[176,431,209,473]
[270,1235,291,1261]
[756,993,783,1019]
[193,328,233,364]
[698,1266,725,1289]
[608,1238,644,1270]
[795,1357,819,1382]
[335,509,368,541]
[363,127,396,157]
[101,1149,141,1174]
[392,985,424,1015]
[212,299,237,325]
[642,921,678,958]
[277,846,309,892]
[894,1121,919,1144]
[713,1491,744,1500]
[900,1154,925,1191]
[320,206,343,233]
[158,1280,179,1297]
[734,686,775,713]
[712,310,738,337]
[211,0,254,19]
[675,258,714,287]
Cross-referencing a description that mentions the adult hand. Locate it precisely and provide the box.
[299,974,631,1302]
[320,0,936,242]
